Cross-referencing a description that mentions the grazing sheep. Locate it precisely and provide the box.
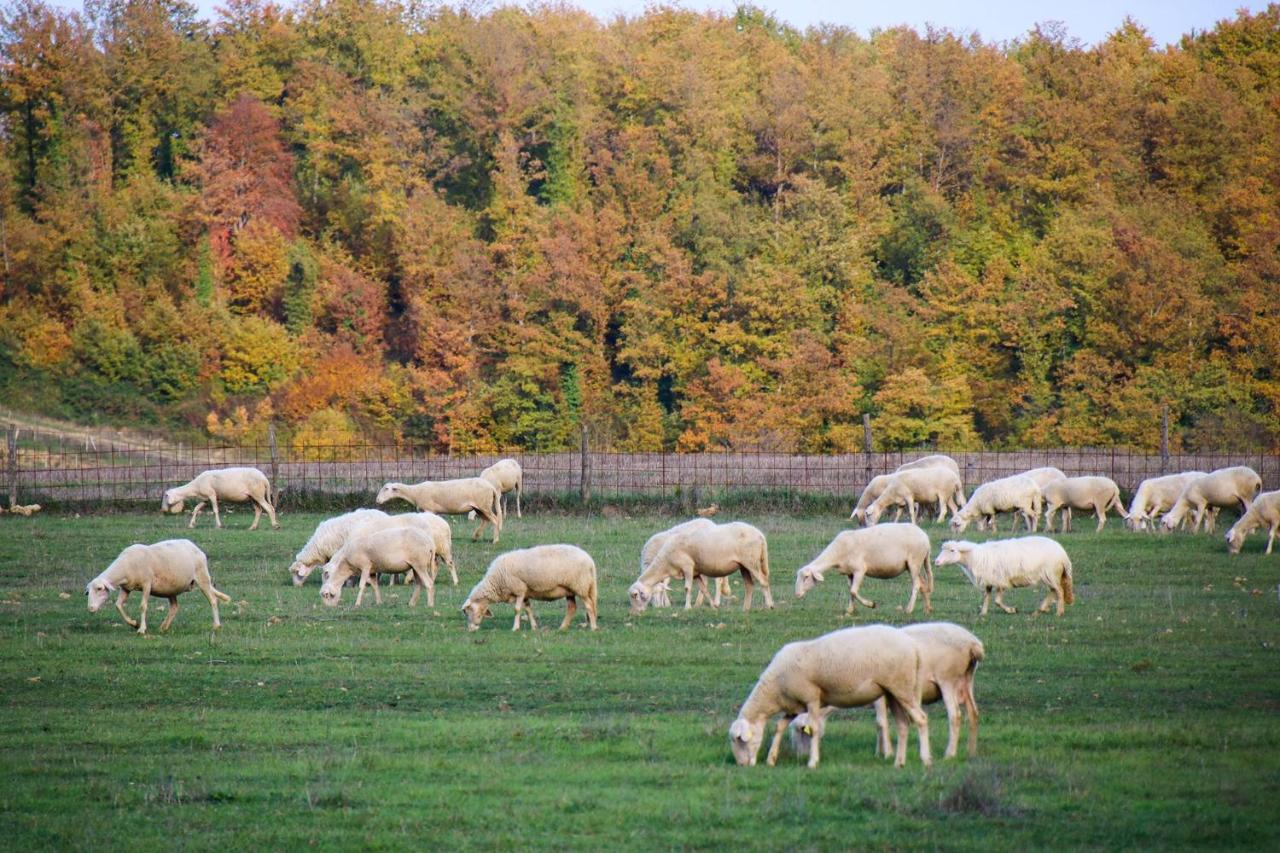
[376,477,503,542]
[1042,476,1127,533]
[949,474,1043,534]
[640,518,731,607]
[789,622,984,761]
[850,474,900,525]
[1161,466,1262,534]
[936,536,1074,616]
[793,524,933,615]
[1225,490,1280,555]
[1127,472,1207,531]
[319,528,437,608]
[476,458,523,520]
[4,503,41,516]
[461,544,598,631]
[865,467,965,526]
[292,510,457,587]
[161,467,278,530]
[85,539,230,635]
[728,624,931,769]
[896,454,964,493]
[629,521,773,613]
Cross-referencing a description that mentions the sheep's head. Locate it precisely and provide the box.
[1159,511,1178,531]
[319,578,343,606]
[849,506,863,523]
[288,561,312,587]
[948,514,969,534]
[1125,512,1147,532]
[374,484,400,505]
[935,541,973,568]
[793,566,823,598]
[161,490,184,514]
[729,718,764,766]
[865,503,884,526]
[85,578,113,612]
[628,581,653,615]
[1225,526,1246,555]
[460,596,489,631]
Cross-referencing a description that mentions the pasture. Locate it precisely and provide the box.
[1,509,1278,849]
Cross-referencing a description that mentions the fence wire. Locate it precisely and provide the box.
[3,426,1278,508]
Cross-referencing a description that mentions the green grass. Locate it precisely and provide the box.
[1,509,1278,849]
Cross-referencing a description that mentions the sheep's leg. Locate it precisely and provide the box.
[1267,523,1277,555]
[443,552,458,586]
[249,501,261,531]
[905,699,932,767]
[892,506,903,523]
[906,497,918,526]
[188,501,206,528]
[759,576,773,609]
[963,679,980,757]
[512,593,525,631]
[114,589,138,628]
[873,697,893,759]
[526,603,539,630]
[805,702,825,768]
[263,495,279,529]
[888,698,910,768]
[849,569,876,610]
[158,595,180,632]
[940,685,961,759]
[694,574,714,609]
[740,570,755,612]
[980,587,991,616]
[354,568,372,607]
[193,575,227,629]
[560,596,576,630]
[904,565,919,614]
[136,581,152,634]
[515,484,522,519]
[765,717,791,767]
[683,569,695,609]
[993,589,1016,614]
[209,495,223,529]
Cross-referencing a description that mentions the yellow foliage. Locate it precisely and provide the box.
[290,408,362,461]
[206,398,274,446]
[227,220,289,314]
[219,316,296,394]
[17,317,74,372]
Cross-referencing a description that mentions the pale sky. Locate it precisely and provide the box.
[50,0,1253,47]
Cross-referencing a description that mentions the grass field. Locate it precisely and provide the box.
[1,507,1279,849]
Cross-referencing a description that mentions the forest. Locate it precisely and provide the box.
[0,0,1277,454]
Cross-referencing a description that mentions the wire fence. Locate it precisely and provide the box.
[4,423,1278,510]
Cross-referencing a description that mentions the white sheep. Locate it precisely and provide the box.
[480,458,523,519]
[896,454,964,493]
[85,539,230,634]
[1126,472,1207,531]
[460,544,598,631]
[728,624,931,769]
[793,524,933,615]
[850,474,901,525]
[161,466,278,530]
[319,527,437,608]
[290,510,457,587]
[1042,476,1128,533]
[640,518,731,608]
[864,467,965,526]
[629,521,773,613]
[1225,490,1280,555]
[1021,466,1067,489]
[789,621,984,761]
[376,477,503,542]
[949,474,1043,534]
[936,536,1074,616]
[1161,466,1262,533]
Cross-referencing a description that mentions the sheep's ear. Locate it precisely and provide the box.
[811,568,824,583]
[459,598,471,612]
[729,720,749,741]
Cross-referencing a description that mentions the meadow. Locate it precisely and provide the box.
[1,507,1278,849]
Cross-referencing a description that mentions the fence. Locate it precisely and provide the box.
[3,423,1278,510]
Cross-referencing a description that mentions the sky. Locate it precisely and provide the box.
[50,0,1253,47]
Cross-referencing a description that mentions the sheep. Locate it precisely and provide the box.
[850,474,901,525]
[1161,466,1262,534]
[793,524,934,615]
[290,510,457,587]
[460,544,598,631]
[4,502,41,516]
[789,622,984,761]
[629,521,773,614]
[161,466,278,531]
[1126,472,1207,531]
[728,624,931,769]
[640,518,732,608]
[949,474,1043,534]
[936,536,1074,616]
[471,458,523,520]
[896,454,964,493]
[864,467,965,526]
[1225,490,1280,555]
[85,539,230,634]
[376,477,503,542]
[319,528,437,608]
[1021,466,1067,489]
[1042,476,1128,533]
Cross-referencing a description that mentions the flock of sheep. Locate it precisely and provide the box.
[78,452,1277,768]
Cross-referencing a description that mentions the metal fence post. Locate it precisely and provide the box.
[579,425,591,503]
[6,424,17,508]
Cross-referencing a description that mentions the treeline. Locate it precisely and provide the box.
[0,0,1277,453]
